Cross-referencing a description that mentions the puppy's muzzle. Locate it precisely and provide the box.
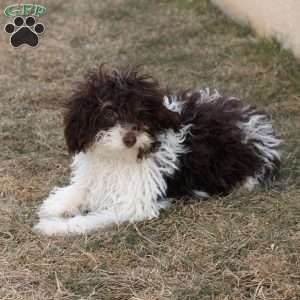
[123,132,137,148]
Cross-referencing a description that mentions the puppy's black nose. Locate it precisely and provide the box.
[123,132,137,147]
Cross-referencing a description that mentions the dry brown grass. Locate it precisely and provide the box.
[1,0,300,299]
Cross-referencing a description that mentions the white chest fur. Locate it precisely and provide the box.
[71,128,189,221]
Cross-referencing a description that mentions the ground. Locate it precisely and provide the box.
[0,0,300,299]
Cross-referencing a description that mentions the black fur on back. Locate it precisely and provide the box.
[165,91,280,197]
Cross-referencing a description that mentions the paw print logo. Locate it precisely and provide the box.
[4,16,45,48]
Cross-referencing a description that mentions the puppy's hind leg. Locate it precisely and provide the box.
[37,184,87,219]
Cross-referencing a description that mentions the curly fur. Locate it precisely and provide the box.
[64,66,180,154]
[34,66,281,235]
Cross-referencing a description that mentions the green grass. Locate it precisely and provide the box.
[1,0,300,299]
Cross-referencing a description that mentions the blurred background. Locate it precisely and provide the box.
[0,1,299,299]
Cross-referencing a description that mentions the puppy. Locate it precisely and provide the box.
[34,66,281,235]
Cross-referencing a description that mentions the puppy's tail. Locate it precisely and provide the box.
[239,111,282,183]
[34,211,119,235]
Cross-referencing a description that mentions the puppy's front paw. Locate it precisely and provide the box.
[33,218,68,236]
[38,202,61,219]
[38,199,78,219]
[33,219,57,236]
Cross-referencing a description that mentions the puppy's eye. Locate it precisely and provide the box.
[103,109,117,120]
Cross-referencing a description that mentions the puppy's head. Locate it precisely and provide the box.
[64,66,180,157]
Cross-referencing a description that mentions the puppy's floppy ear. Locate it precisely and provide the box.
[64,93,101,155]
[156,105,181,131]
[64,65,113,155]
[64,94,88,155]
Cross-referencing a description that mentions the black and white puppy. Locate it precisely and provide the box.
[34,66,281,235]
